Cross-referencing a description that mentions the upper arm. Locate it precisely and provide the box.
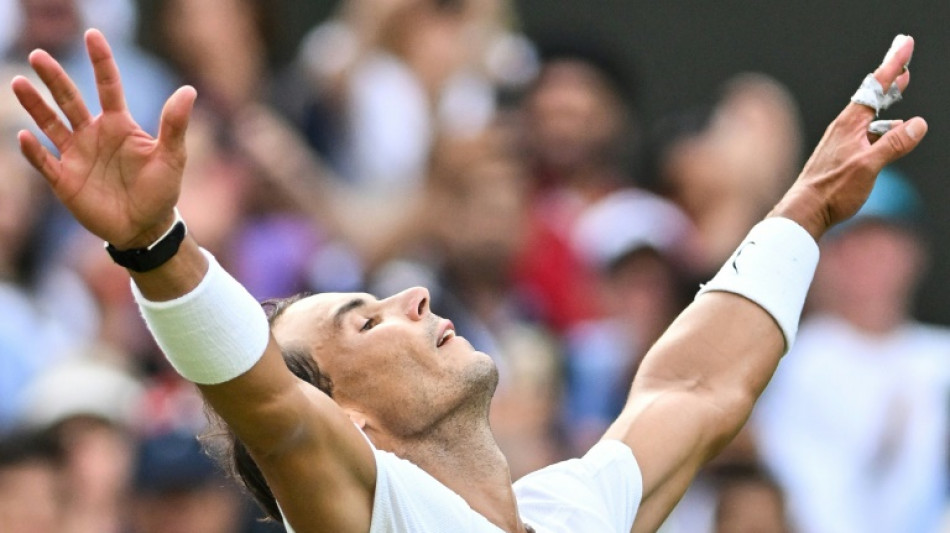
[199,334,377,532]
[602,292,785,532]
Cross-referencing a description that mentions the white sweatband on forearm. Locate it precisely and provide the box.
[132,249,271,385]
[696,217,819,353]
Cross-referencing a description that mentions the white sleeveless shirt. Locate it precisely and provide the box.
[283,439,642,532]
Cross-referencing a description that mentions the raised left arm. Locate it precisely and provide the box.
[602,35,926,532]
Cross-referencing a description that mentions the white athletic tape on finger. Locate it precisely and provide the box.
[132,249,270,385]
[696,217,819,354]
[868,120,897,136]
[851,75,902,116]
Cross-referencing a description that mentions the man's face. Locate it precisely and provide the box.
[715,481,787,533]
[818,222,923,310]
[526,60,624,171]
[272,288,498,438]
[18,0,81,53]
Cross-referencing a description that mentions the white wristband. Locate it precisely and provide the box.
[132,249,270,385]
[696,217,819,353]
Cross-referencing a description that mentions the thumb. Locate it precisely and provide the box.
[156,85,197,164]
[868,116,928,167]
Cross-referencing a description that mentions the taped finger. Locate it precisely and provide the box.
[868,120,900,137]
[851,74,904,116]
[882,80,903,109]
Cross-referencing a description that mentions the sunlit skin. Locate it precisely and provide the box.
[11,28,927,533]
[271,288,499,442]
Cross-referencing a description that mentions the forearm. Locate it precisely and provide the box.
[631,291,784,437]
[608,289,786,480]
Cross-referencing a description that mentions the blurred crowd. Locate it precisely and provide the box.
[0,1,948,532]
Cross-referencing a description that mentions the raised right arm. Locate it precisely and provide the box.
[12,29,376,532]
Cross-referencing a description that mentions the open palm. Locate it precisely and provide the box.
[12,29,196,249]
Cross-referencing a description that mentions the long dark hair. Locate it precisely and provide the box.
[201,294,335,522]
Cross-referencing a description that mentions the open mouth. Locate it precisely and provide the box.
[437,321,456,347]
[437,329,455,347]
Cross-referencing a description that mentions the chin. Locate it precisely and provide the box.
[466,353,500,400]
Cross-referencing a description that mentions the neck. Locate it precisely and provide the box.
[385,418,526,532]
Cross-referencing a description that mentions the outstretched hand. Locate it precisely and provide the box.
[771,35,927,240]
[11,29,197,250]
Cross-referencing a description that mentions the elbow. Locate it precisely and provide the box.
[637,374,759,455]
[695,384,759,458]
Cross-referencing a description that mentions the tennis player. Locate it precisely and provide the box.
[11,30,924,533]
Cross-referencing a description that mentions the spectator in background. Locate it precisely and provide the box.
[753,167,950,533]
[4,0,177,135]
[18,357,144,533]
[712,464,789,533]
[0,0,18,53]
[154,0,274,118]
[130,430,272,533]
[563,189,697,453]
[0,79,98,429]
[522,42,639,193]
[283,0,536,193]
[0,429,64,533]
[652,73,803,275]
[515,45,643,331]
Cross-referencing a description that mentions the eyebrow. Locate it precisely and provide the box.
[332,297,367,330]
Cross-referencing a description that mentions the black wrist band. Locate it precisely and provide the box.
[105,215,187,273]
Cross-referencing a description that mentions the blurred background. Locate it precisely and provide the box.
[129,0,950,328]
[1,1,949,532]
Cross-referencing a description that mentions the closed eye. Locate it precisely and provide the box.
[361,317,379,332]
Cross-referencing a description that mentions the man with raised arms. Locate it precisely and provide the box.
[11,30,925,533]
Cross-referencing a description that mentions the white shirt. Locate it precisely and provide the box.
[283,439,642,532]
[753,314,950,533]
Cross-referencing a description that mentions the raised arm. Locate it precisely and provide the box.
[602,35,927,532]
[12,30,376,531]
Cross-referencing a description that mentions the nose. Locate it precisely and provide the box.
[393,286,430,320]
